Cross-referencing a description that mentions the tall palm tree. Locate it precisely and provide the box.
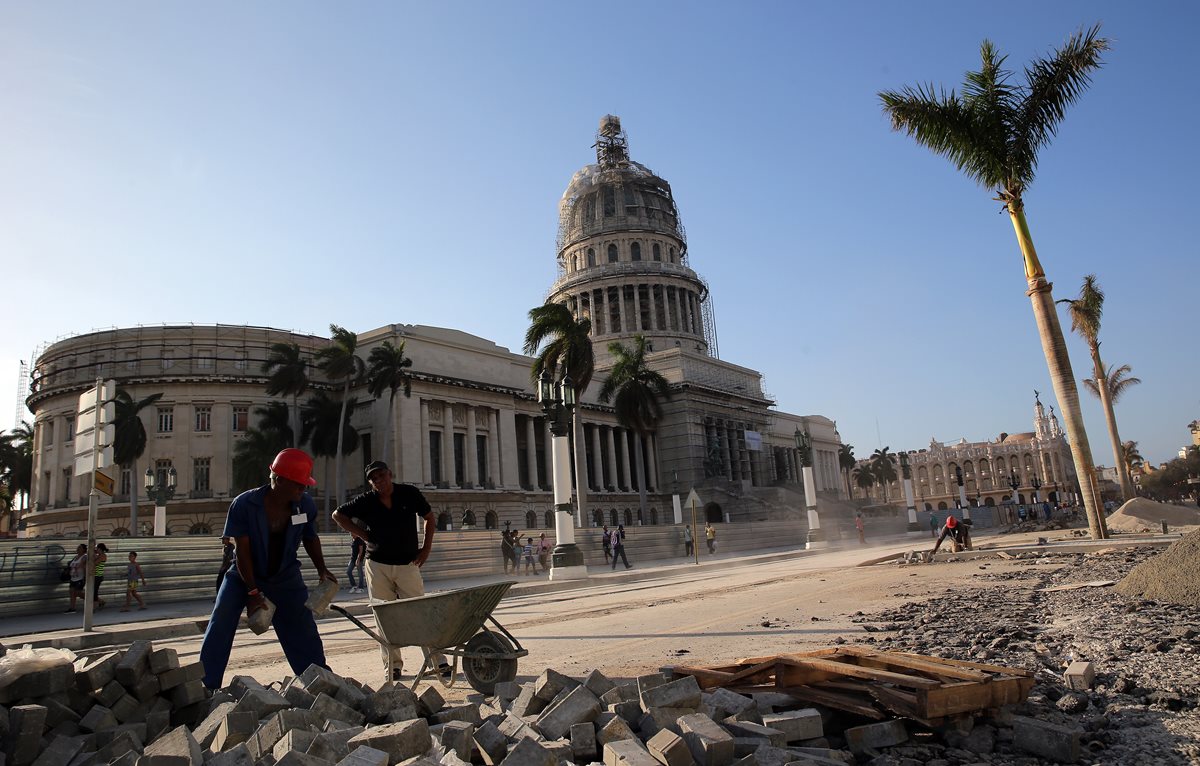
[870,447,898,503]
[254,401,295,446]
[302,391,360,518]
[1121,440,1144,473]
[315,325,364,508]
[232,426,289,494]
[1058,275,1135,501]
[366,340,414,472]
[112,389,163,537]
[263,342,309,448]
[838,444,857,499]
[524,301,596,515]
[879,24,1111,539]
[597,335,670,521]
[853,464,876,500]
[4,422,34,529]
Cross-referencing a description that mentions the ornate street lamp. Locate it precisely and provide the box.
[537,369,586,580]
[144,467,177,536]
[954,466,970,520]
[899,452,920,533]
[1030,473,1042,504]
[795,429,825,548]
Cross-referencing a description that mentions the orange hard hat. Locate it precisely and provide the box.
[270,448,317,486]
[946,515,958,528]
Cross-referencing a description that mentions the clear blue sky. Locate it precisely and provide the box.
[2,2,1196,466]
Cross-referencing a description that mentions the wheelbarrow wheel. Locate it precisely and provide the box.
[462,630,518,695]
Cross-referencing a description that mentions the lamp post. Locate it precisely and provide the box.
[795,429,825,549]
[144,467,177,537]
[954,466,970,520]
[899,452,920,533]
[1030,473,1042,505]
[537,369,586,580]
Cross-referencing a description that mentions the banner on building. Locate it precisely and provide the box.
[744,430,763,451]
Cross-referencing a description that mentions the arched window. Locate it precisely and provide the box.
[649,508,658,525]
[461,510,476,528]
[610,508,619,526]
[631,242,641,261]
[544,510,554,528]
[585,195,596,222]
[924,502,933,512]
[669,247,676,263]
[437,511,451,531]
[937,502,948,510]
[624,509,633,526]
[112,527,131,537]
[587,248,596,267]
[187,523,212,536]
[607,244,618,263]
[652,243,661,261]
[485,511,498,530]
[592,509,603,527]
[984,497,996,507]
[637,508,644,525]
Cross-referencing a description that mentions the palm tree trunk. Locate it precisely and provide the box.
[571,412,588,526]
[335,378,350,509]
[1011,206,1107,539]
[633,433,648,521]
[1090,347,1134,501]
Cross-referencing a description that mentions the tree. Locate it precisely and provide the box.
[879,24,1111,539]
[869,448,898,503]
[301,391,360,518]
[853,464,876,499]
[263,343,309,448]
[366,340,414,472]
[232,426,289,493]
[315,325,365,509]
[112,390,164,537]
[597,335,670,522]
[1058,275,1136,500]
[1121,440,1144,474]
[0,422,33,530]
[524,301,596,515]
[838,444,857,499]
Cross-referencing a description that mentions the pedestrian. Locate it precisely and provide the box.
[611,524,631,569]
[537,532,552,571]
[855,512,866,544]
[120,552,147,612]
[346,536,366,593]
[929,514,938,539]
[92,543,109,609]
[601,526,612,564]
[200,448,337,690]
[508,530,522,573]
[1042,501,1052,521]
[683,525,694,557]
[705,522,716,553]
[65,544,87,613]
[501,530,516,574]
[523,537,539,575]
[332,460,449,683]
[930,515,973,556]
[216,536,235,596]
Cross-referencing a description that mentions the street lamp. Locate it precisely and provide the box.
[1030,473,1042,504]
[795,429,825,548]
[144,467,177,536]
[899,451,920,533]
[954,466,970,520]
[537,369,586,580]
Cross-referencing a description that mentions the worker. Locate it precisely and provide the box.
[930,514,972,556]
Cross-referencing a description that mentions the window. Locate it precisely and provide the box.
[120,468,132,496]
[477,435,488,486]
[603,187,615,216]
[453,433,465,486]
[155,459,173,488]
[607,244,618,263]
[544,510,554,528]
[669,247,676,263]
[526,510,537,529]
[195,406,212,432]
[65,416,75,443]
[587,248,595,267]
[653,243,661,261]
[232,406,249,431]
[429,431,443,484]
[194,458,211,493]
[584,195,596,222]
[161,350,174,370]
[62,468,72,503]
[197,350,214,370]
[631,242,641,261]
[157,407,174,433]
[43,421,53,447]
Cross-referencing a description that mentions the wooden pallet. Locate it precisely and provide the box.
[668,646,1034,725]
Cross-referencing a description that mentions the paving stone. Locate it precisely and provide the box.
[608,701,642,724]
[677,714,734,766]
[38,698,80,729]
[640,677,701,713]
[232,688,292,720]
[285,686,317,710]
[361,687,418,725]
[603,739,657,766]
[417,686,445,718]
[1064,661,1096,691]
[498,738,555,766]
[208,743,254,766]
[0,664,73,704]
[719,709,762,727]
[158,663,205,693]
[703,691,755,721]
[93,680,125,709]
[720,723,785,748]
[842,720,907,755]
[332,683,367,712]
[759,711,822,744]
[535,685,602,741]
[346,719,431,765]
[91,730,141,765]
[305,727,366,763]
[110,694,144,724]
[438,721,475,762]
[79,704,117,733]
[597,716,639,747]
[430,704,481,726]
[335,748,389,766]
[638,708,692,739]
[115,641,154,688]
[144,710,171,744]
[647,729,694,766]
[496,715,541,744]
[274,731,319,761]
[192,702,239,750]
[508,686,546,719]
[728,755,755,766]
[568,722,596,761]
[274,752,333,766]
[30,736,87,766]
[113,723,148,747]
[143,725,202,766]
[311,694,365,727]
[126,674,162,704]
[148,649,179,675]
[468,720,506,766]
[296,667,342,699]
[1012,715,1080,764]
[582,670,617,699]
[229,676,269,700]
[6,705,48,766]
[492,682,522,705]
[532,670,578,703]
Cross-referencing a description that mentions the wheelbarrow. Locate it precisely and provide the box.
[330,580,526,694]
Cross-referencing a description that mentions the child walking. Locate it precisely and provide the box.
[523,537,540,575]
[121,551,147,612]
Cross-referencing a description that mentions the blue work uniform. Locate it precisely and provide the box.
[200,485,328,689]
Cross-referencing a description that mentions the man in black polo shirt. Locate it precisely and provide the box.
[332,460,448,682]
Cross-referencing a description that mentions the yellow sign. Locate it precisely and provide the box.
[94,470,115,497]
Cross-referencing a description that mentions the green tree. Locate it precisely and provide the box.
[1058,275,1136,501]
[853,464,876,500]
[232,426,289,493]
[112,389,164,537]
[0,422,33,531]
[597,335,670,521]
[879,24,1111,539]
[301,391,360,518]
[838,444,857,499]
[366,340,414,471]
[263,342,309,448]
[870,447,898,503]
[1121,440,1144,474]
[315,325,365,508]
[524,301,596,514]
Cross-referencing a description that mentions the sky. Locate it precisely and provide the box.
[1,1,1197,467]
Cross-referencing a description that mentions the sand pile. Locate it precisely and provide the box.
[1115,528,1200,606]
[1107,496,1200,532]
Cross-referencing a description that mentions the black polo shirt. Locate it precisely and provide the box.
[337,483,432,565]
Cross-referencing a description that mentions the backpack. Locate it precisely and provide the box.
[59,565,72,583]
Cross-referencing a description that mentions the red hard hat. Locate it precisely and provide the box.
[946,516,958,528]
[270,448,317,486]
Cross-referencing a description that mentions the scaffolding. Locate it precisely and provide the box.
[14,359,29,426]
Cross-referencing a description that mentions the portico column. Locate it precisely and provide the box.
[525,416,538,488]
[605,427,618,491]
[632,285,642,332]
[488,409,501,487]
[465,407,478,487]
[590,424,604,491]
[620,429,634,491]
[618,287,629,334]
[442,404,456,487]
[646,433,658,491]
[420,400,432,485]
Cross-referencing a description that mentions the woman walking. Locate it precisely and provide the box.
[92,543,109,609]
[65,544,88,613]
[610,525,631,570]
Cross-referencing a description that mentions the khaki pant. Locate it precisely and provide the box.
[365,559,446,674]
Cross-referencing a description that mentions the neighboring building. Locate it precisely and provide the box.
[1189,420,1200,447]
[22,117,844,537]
[854,394,1080,510]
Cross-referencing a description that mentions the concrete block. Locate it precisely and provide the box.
[535,686,602,741]
[158,663,205,693]
[728,756,754,766]
[361,687,419,725]
[703,691,754,721]
[720,709,762,727]
[274,731,319,761]
[492,682,521,705]
[677,714,734,766]
[296,667,341,699]
[306,727,366,763]
[79,704,117,733]
[568,722,596,761]
[508,686,546,719]
[603,740,657,766]
[641,677,701,713]
[229,676,268,700]
[6,705,48,766]
[206,743,255,766]
[231,688,292,720]
[596,716,638,747]
[115,641,153,688]
[188,702,236,750]
[128,675,162,704]
[747,695,792,715]
[417,686,446,718]
[38,698,79,729]
[759,710,822,743]
[474,721,509,765]
[145,710,170,744]
[497,715,541,743]
[638,708,692,739]
[285,685,317,710]
[335,747,389,766]
[148,648,179,675]
[311,694,365,727]
[274,752,333,766]
[1064,661,1095,691]
[332,683,367,712]
[533,670,578,703]
[843,720,907,754]
[498,738,555,766]
[719,723,784,748]
[346,719,432,765]
[583,670,617,699]
[92,680,125,709]
[728,738,766,757]
[30,735,87,766]
[110,694,144,724]
[92,730,141,765]
[1012,715,1080,763]
[647,729,694,766]
[608,701,642,724]
[430,704,481,726]
[0,665,70,704]
[167,681,207,711]
[438,721,475,762]
[143,725,202,766]
[75,651,123,693]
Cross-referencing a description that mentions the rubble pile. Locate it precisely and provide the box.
[854,546,1200,764]
[1116,528,1200,606]
[1107,498,1200,533]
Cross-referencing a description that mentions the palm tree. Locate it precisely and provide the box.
[597,335,670,521]
[253,401,295,446]
[302,391,360,518]
[1058,275,1135,501]
[870,447,898,503]
[315,325,364,508]
[1085,363,1141,489]
[879,24,1111,539]
[524,301,596,515]
[112,389,164,537]
[263,343,309,448]
[2,422,34,529]
[1121,440,1145,474]
[838,444,857,499]
[232,426,289,494]
[853,464,876,500]
[366,340,414,472]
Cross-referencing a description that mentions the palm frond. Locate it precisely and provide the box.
[1018,24,1109,162]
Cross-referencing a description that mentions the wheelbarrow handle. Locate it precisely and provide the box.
[329,604,390,647]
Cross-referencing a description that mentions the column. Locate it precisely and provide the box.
[442,404,456,488]
[420,400,432,485]
[620,429,633,491]
[605,427,618,491]
[720,424,732,478]
[524,416,538,488]
[632,285,642,332]
[543,419,553,490]
[646,433,658,491]
[488,409,501,487]
[618,287,629,334]
[465,407,478,486]
[499,407,519,488]
[674,287,684,332]
[590,424,603,490]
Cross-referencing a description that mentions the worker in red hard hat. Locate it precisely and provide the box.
[930,513,973,556]
[200,448,337,689]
